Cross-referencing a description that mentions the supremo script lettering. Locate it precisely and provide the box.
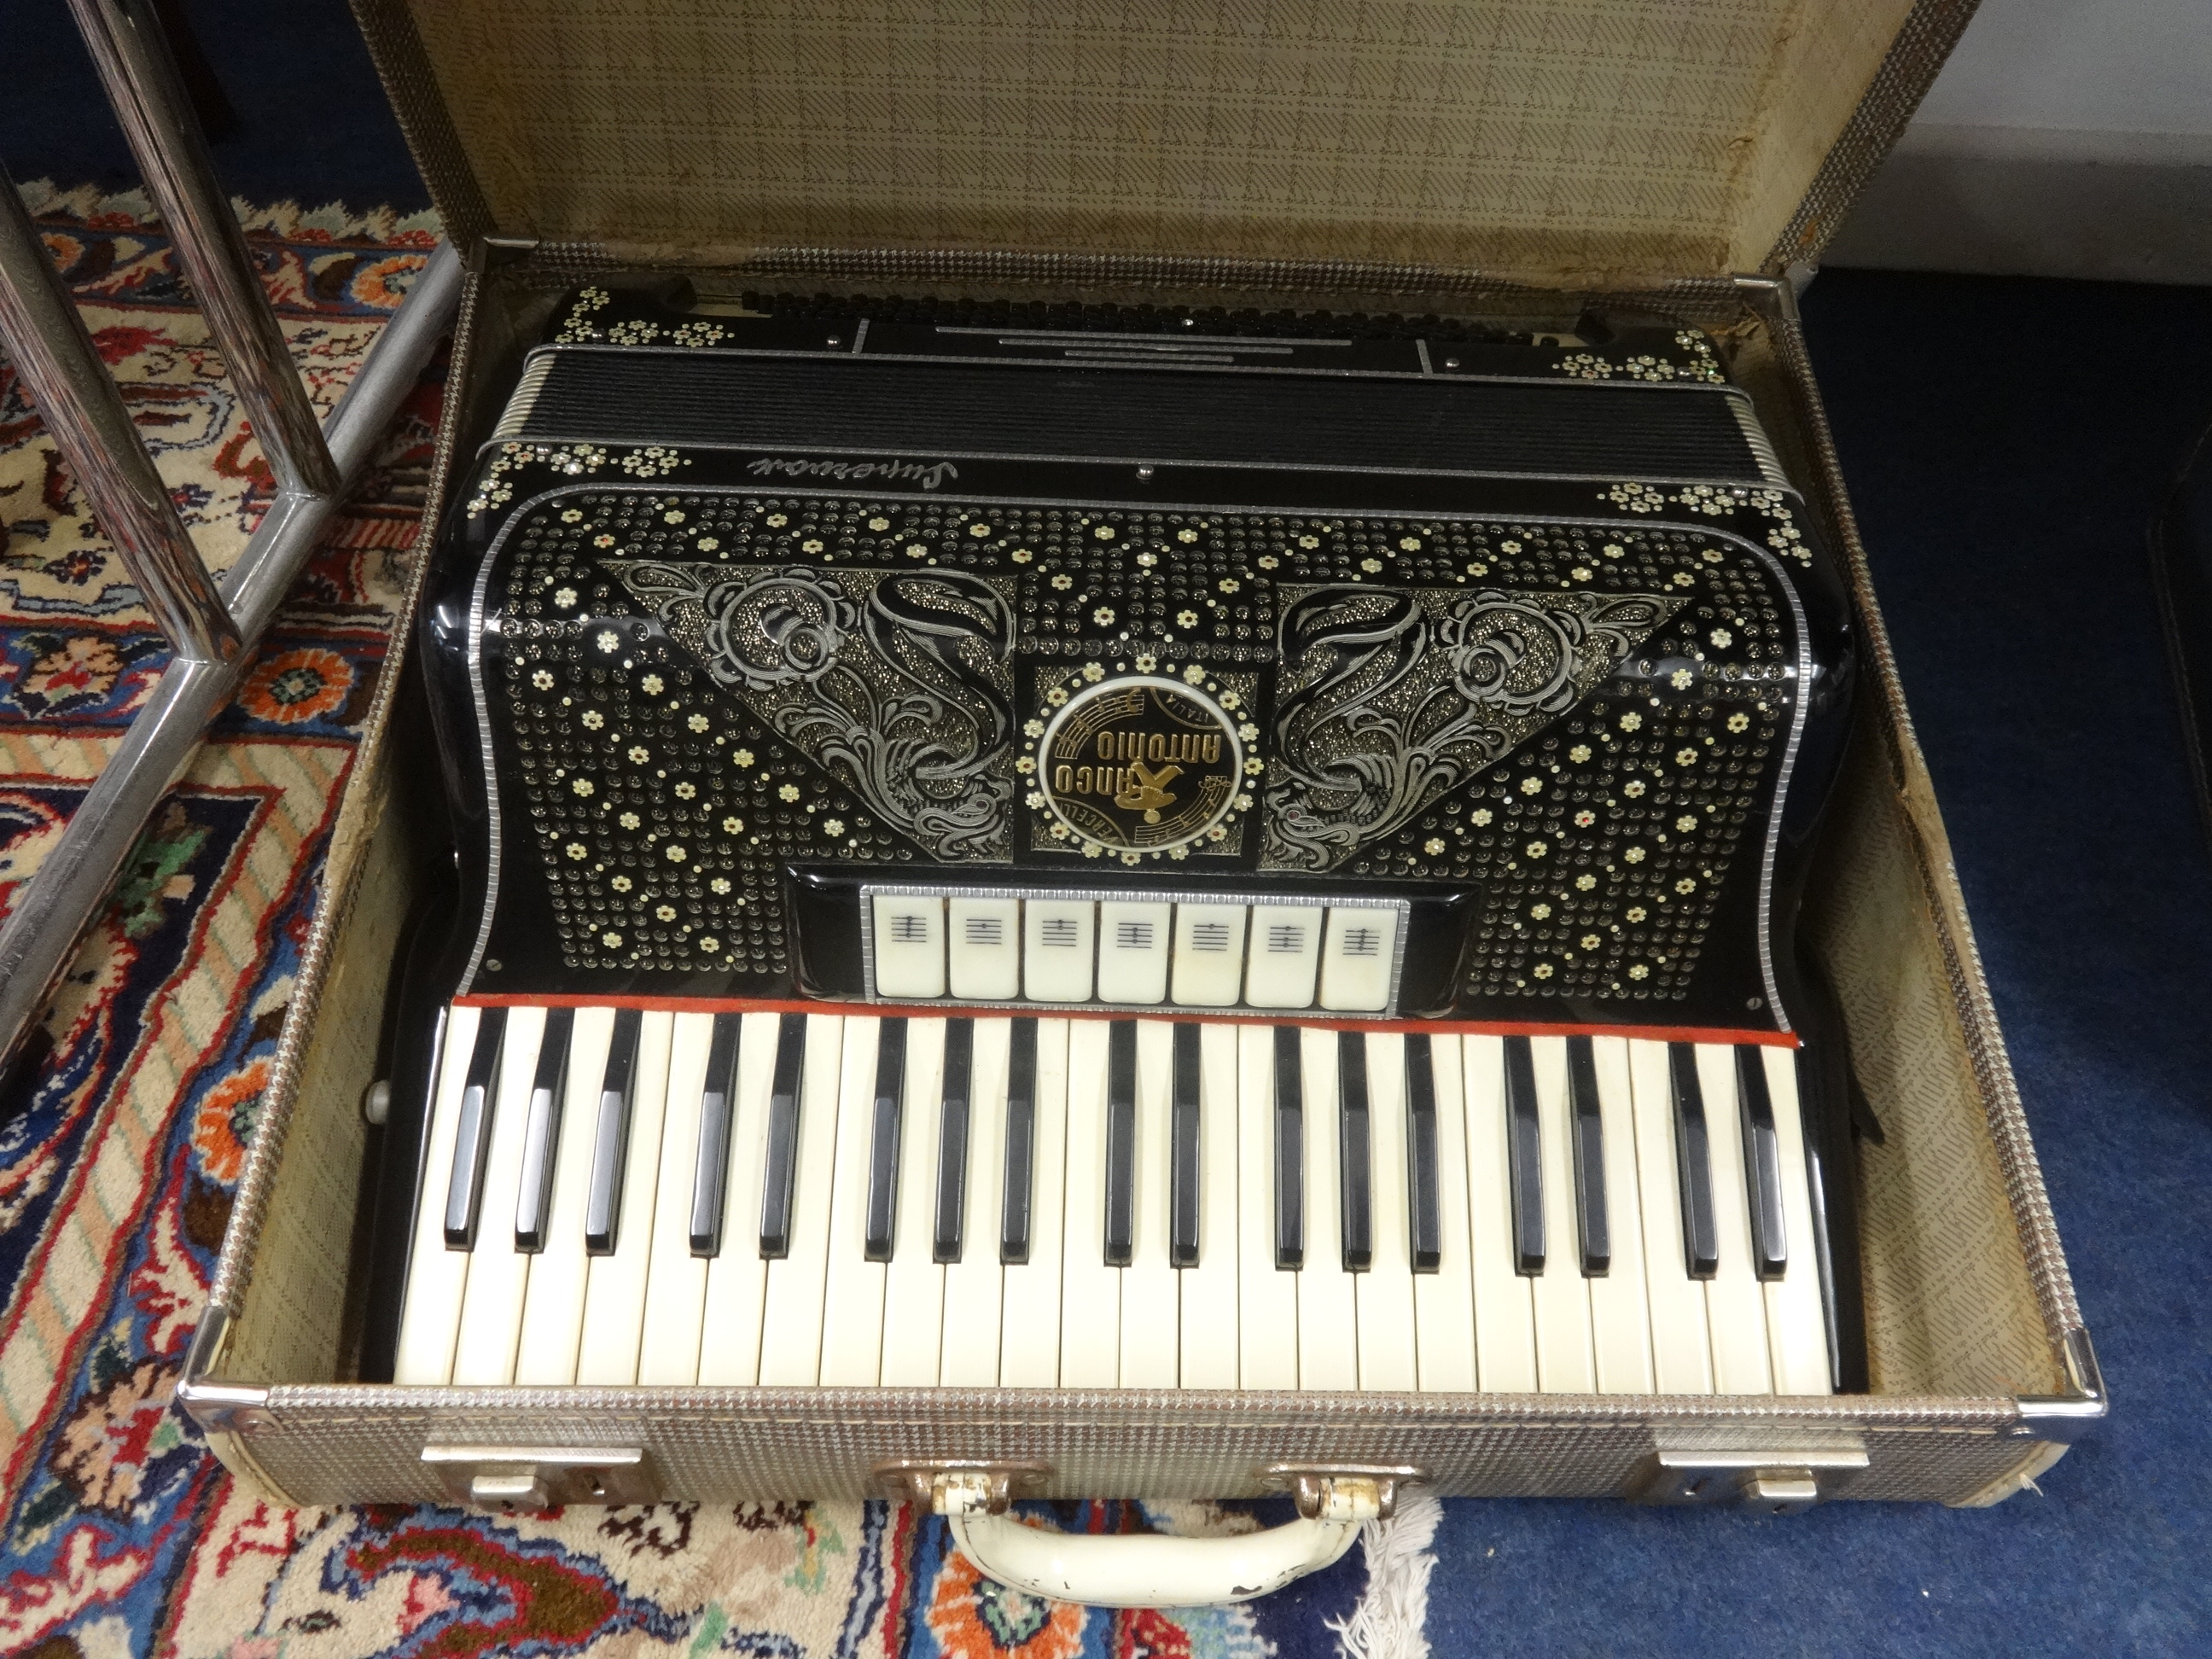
[744,457,959,489]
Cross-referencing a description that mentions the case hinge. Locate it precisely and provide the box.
[422,1444,655,1511]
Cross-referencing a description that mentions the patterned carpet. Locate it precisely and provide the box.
[0,187,1399,1657]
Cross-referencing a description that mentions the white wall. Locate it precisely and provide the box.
[1915,0,2212,141]
[1821,0,2212,281]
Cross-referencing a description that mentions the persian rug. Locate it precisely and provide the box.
[0,182,1432,1658]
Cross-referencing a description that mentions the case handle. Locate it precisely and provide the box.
[919,1464,1422,1609]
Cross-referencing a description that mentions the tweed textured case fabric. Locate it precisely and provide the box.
[364,0,1941,286]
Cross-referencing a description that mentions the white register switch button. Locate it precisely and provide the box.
[871,894,946,998]
[1096,900,1172,1005]
[1318,906,1399,1012]
[1242,905,1324,1009]
[947,896,1022,1000]
[1023,899,1096,1003]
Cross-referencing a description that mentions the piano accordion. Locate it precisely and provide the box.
[366,285,1868,1407]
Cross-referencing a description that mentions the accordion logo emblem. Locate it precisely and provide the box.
[1038,675,1244,855]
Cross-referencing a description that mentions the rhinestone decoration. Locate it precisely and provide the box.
[481,485,1795,1004]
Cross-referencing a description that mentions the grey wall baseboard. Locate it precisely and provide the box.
[1823,125,2212,285]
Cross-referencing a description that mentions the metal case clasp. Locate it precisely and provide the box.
[1628,1444,1868,1513]
[422,1444,655,1511]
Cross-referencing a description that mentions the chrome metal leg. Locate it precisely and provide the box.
[0,241,464,1077]
[0,166,242,663]
[67,0,340,500]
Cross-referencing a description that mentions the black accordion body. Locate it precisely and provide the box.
[368,283,1867,1401]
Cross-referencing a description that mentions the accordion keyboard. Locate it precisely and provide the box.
[393,1004,1833,1395]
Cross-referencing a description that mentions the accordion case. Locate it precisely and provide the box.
[183,0,2099,1589]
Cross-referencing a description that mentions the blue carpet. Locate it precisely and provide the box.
[1420,271,2212,1659]
[5,5,2209,1650]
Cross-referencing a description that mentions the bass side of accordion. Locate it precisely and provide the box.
[362,288,1868,1418]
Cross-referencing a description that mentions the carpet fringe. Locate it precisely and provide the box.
[14,176,441,243]
[1325,1493,1441,1659]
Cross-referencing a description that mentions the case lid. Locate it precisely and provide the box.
[356,0,1976,292]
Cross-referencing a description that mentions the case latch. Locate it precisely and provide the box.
[422,1445,655,1511]
[1629,1445,1868,1513]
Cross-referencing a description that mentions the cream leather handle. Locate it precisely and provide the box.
[947,1508,1360,1607]
[934,1470,1385,1609]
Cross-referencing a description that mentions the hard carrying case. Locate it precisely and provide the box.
[181,0,2104,1531]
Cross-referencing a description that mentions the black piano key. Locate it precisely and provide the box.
[1272,1025,1304,1270]
[758,1012,806,1259]
[1337,1031,1372,1272]
[934,1018,974,1264]
[584,1008,642,1255]
[1503,1035,1545,1275]
[864,1017,907,1262]
[441,1008,508,1249]
[1000,1017,1038,1264]
[1103,1020,1137,1266]
[515,1008,573,1252]
[1169,1023,1202,1268]
[688,1014,742,1255]
[1566,1035,1610,1277]
[1406,1033,1441,1272]
[1736,1045,1788,1280]
[1669,1042,1719,1278]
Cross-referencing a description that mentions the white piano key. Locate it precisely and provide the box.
[393,1005,481,1385]
[1317,906,1398,1012]
[1170,904,1248,1008]
[947,898,1022,1002]
[1413,1033,1478,1392]
[637,1012,718,1385]
[940,1018,1011,1385]
[696,1011,784,1385]
[1463,1036,1539,1391]
[1120,1021,1180,1387]
[757,1014,847,1384]
[1761,1045,1834,1396]
[577,1011,673,1384]
[1242,905,1323,1010]
[1022,900,1096,1004]
[1696,1043,1774,1394]
[1296,1028,1360,1390]
[818,1017,889,1386]
[1528,1036,1598,1393]
[1057,1020,1121,1386]
[1096,900,1172,1004]
[1237,1026,1300,1388]
[451,1008,544,1386]
[1356,1034,1418,1391]
[513,1007,614,1385]
[1627,1039,1715,1394]
[1177,1023,1241,1388]
[1587,1035,1656,1394]
[1001,1018,1071,1387]
[879,1018,947,1386]
[872,894,946,998]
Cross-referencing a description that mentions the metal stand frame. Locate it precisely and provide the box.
[0,0,461,1074]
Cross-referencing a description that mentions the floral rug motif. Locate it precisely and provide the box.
[0,185,1394,1658]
